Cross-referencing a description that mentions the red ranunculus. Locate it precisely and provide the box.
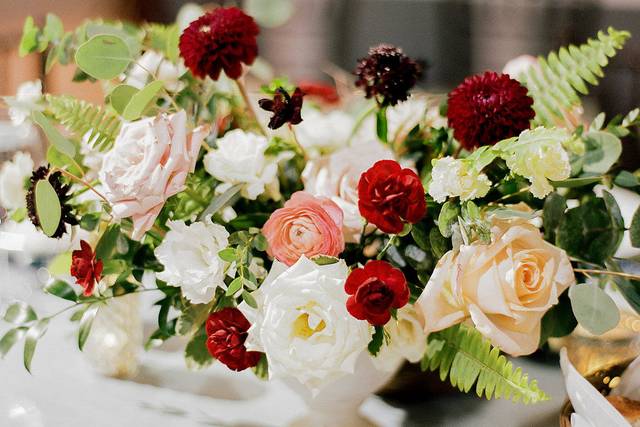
[298,80,339,105]
[357,160,426,234]
[345,260,409,326]
[70,240,103,296]
[179,7,260,81]
[205,308,262,371]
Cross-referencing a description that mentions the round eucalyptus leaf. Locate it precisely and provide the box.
[75,34,132,80]
[35,179,62,237]
[569,283,620,335]
[122,80,164,121]
[582,131,622,174]
[109,84,139,115]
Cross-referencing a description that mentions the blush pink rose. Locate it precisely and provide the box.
[262,191,345,266]
[99,110,209,240]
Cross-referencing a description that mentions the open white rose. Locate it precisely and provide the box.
[302,142,394,242]
[100,110,208,240]
[204,129,280,200]
[7,80,42,126]
[0,151,33,210]
[372,305,427,372]
[239,256,372,394]
[295,109,355,155]
[155,215,230,304]
[126,50,186,92]
[416,220,575,356]
[428,156,491,203]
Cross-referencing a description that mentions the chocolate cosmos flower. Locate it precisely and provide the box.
[258,87,304,130]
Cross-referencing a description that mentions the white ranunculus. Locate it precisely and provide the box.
[126,50,186,92]
[0,151,33,210]
[302,142,394,243]
[155,216,230,304]
[204,129,280,200]
[239,256,372,394]
[295,109,355,155]
[8,80,42,126]
[428,156,491,203]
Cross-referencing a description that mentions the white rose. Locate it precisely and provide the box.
[386,97,447,141]
[0,151,33,210]
[204,129,280,200]
[302,142,394,242]
[239,256,372,394]
[100,110,208,240]
[8,80,42,126]
[126,50,186,92]
[155,215,230,304]
[502,55,538,79]
[372,305,427,372]
[295,109,354,155]
[428,156,491,203]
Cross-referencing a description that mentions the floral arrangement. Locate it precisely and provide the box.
[2,5,640,406]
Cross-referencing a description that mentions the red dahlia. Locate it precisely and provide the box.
[70,240,103,296]
[358,160,426,234]
[179,7,260,81]
[345,260,409,326]
[206,308,261,372]
[447,71,535,150]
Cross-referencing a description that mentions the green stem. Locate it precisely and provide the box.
[347,103,376,145]
[377,235,397,260]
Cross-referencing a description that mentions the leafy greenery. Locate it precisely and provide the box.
[422,324,549,403]
[74,34,132,80]
[34,179,62,237]
[569,282,620,335]
[368,326,385,356]
[184,326,213,370]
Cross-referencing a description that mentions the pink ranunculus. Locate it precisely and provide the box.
[99,110,209,240]
[262,191,345,266]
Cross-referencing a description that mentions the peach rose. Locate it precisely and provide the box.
[262,191,345,266]
[100,110,208,240]
[416,220,575,356]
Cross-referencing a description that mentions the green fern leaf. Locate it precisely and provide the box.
[519,27,630,128]
[421,324,549,404]
[45,94,121,151]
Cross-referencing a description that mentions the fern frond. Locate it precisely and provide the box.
[520,27,629,128]
[45,94,121,151]
[421,324,549,404]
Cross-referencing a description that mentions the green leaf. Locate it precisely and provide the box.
[43,280,77,302]
[24,319,49,373]
[217,248,236,263]
[79,212,101,231]
[95,224,120,260]
[0,327,27,358]
[4,302,37,324]
[438,201,459,238]
[176,303,212,336]
[602,190,625,231]
[582,131,622,174]
[42,14,64,42]
[32,111,76,158]
[19,17,39,57]
[542,192,567,241]
[78,305,98,351]
[631,206,640,248]
[569,283,620,335]
[252,353,269,380]
[606,259,640,315]
[614,171,640,188]
[368,325,385,356]
[429,227,449,259]
[184,326,213,370]
[551,175,603,188]
[252,234,268,251]
[225,277,243,296]
[242,291,258,309]
[34,178,62,237]
[539,291,577,345]
[121,80,164,121]
[411,222,430,252]
[46,146,82,176]
[199,183,243,220]
[376,107,388,143]
[47,252,72,276]
[312,255,340,266]
[74,34,132,80]
[108,84,138,115]
[101,259,128,276]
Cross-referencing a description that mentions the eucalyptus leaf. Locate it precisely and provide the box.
[411,223,430,252]
[631,206,640,248]
[43,280,77,302]
[4,302,37,324]
[75,34,132,80]
[0,327,27,358]
[582,131,622,174]
[108,84,138,115]
[438,201,459,238]
[607,258,640,314]
[32,111,76,158]
[569,283,620,335]
[78,305,98,351]
[42,13,64,42]
[614,171,640,188]
[543,192,566,241]
[34,178,62,238]
[122,80,164,121]
[24,319,49,373]
[19,17,39,57]
[429,227,449,259]
[539,291,576,345]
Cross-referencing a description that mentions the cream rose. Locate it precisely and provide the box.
[416,220,575,356]
[239,256,372,394]
[99,110,208,240]
[155,215,230,304]
[203,129,281,200]
[302,142,394,242]
[0,151,33,210]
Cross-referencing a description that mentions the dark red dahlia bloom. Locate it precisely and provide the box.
[358,160,426,234]
[447,71,535,150]
[258,87,304,130]
[206,308,261,372]
[70,240,103,297]
[345,260,409,326]
[354,44,423,107]
[26,165,78,238]
[179,7,260,81]
[298,80,339,105]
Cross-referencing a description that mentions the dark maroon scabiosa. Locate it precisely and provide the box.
[205,308,262,371]
[447,71,535,150]
[258,87,304,130]
[25,165,78,238]
[179,7,260,81]
[354,44,423,107]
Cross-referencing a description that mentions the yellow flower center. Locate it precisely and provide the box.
[291,313,326,339]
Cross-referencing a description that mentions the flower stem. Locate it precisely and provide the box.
[347,103,376,145]
[54,168,110,208]
[574,268,640,281]
[288,124,308,161]
[377,235,397,260]
[235,79,267,136]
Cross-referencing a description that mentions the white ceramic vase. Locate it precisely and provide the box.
[283,352,403,427]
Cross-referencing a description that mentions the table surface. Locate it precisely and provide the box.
[0,259,568,427]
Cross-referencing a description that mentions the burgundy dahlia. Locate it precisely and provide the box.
[26,165,78,238]
[258,87,304,130]
[205,308,262,372]
[354,44,422,107]
[179,7,260,81]
[447,71,535,150]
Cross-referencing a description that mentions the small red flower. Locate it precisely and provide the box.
[447,71,534,150]
[179,7,260,81]
[205,308,261,372]
[70,240,103,296]
[258,87,304,130]
[345,260,409,326]
[298,80,339,105]
[358,160,426,234]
